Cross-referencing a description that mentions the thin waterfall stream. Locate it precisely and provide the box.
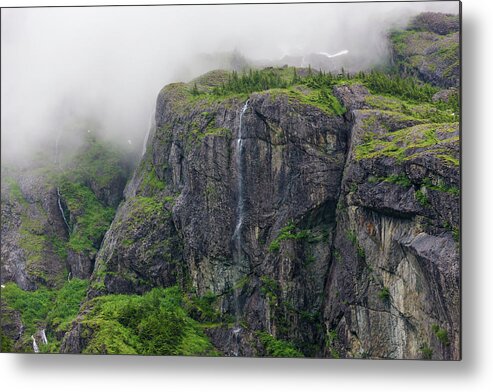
[40,329,48,345]
[231,99,249,356]
[31,335,39,353]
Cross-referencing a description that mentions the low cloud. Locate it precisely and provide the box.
[1,1,459,164]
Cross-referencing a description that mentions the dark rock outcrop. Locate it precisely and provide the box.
[70,74,459,358]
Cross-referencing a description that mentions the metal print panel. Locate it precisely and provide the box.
[0,1,461,359]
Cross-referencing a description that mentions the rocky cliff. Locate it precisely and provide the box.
[63,65,459,358]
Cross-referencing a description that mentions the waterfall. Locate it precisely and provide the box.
[142,108,156,156]
[233,100,250,244]
[57,187,70,232]
[31,335,39,353]
[230,99,249,356]
[54,131,70,233]
[40,329,48,345]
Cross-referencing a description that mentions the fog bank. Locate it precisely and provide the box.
[1,1,459,164]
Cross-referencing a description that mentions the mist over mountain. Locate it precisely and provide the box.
[1,1,458,165]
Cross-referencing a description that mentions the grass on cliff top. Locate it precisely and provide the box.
[79,287,219,356]
[184,66,457,120]
[355,122,459,166]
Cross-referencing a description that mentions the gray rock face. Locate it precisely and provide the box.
[87,84,349,355]
[1,136,131,287]
[322,89,460,359]
[1,169,68,289]
[79,77,459,359]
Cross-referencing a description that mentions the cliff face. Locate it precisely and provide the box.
[1,136,130,288]
[71,67,459,358]
[324,86,459,359]
[86,81,349,356]
[1,168,69,290]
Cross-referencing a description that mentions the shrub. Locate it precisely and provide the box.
[1,279,89,351]
[432,324,450,345]
[346,230,358,245]
[420,343,433,359]
[385,174,412,187]
[256,331,303,358]
[81,287,218,356]
[378,287,390,302]
[415,189,430,207]
[268,221,310,253]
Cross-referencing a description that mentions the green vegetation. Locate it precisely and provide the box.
[452,227,460,243]
[0,279,89,352]
[211,69,291,96]
[432,324,450,345]
[355,123,458,166]
[60,181,115,254]
[356,244,366,259]
[260,275,279,306]
[390,22,460,92]
[422,177,459,196]
[182,65,458,145]
[183,291,222,324]
[65,135,128,190]
[385,174,412,187]
[325,329,340,359]
[378,287,390,302]
[346,230,358,246]
[268,221,311,253]
[415,189,430,207]
[5,178,27,206]
[1,331,14,352]
[420,343,433,359]
[256,331,304,358]
[120,196,168,233]
[361,70,437,103]
[1,283,54,336]
[279,86,346,116]
[140,165,166,193]
[46,279,90,334]
[1,283,221,355]
[79,287,218,355]
[347,229,365,261]
[204,66,448,117]
[334,249,342,263]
